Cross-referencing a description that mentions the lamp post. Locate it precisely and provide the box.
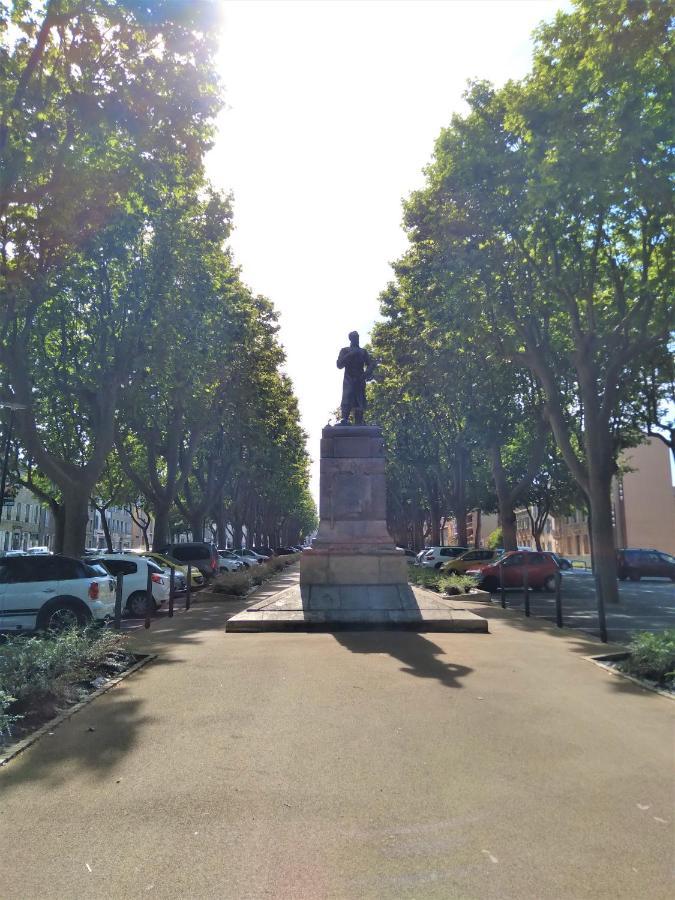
[0,402,27,528]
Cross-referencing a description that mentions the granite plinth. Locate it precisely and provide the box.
[300,549,408,585]
[226,584,489,632]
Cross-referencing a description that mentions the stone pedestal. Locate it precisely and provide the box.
[300,425,408,587]
[227,423,489,633]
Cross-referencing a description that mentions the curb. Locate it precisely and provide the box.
[586,652,675,702]
[0,653,157,768]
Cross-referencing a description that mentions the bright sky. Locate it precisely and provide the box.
[208,0,567,501]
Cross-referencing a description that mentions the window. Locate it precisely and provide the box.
[15,502,21,521]
[54,559,88,580]
[91,559,137,577]
[24,503,30,523]
[503,554,524,567]
[171,544,209,562]
[528,554,545,565]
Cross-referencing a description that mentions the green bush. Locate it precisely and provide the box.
[622,630,675,685]
[486,528,503,550]
[0,627,129,740]
[250,563,272,585]
[408,567,441,591]
[438,573,480,596]
[212,571,251,596]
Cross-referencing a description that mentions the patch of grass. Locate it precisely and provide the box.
[438,573,480,596]
[621,630,675,686]
[0,627,129,742]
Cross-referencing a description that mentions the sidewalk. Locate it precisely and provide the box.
[1,569,673,899]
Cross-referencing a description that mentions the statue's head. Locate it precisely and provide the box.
[348,330,359,345]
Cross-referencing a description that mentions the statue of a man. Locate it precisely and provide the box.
[336,331,375,425]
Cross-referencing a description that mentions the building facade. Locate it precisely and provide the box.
[0,484,56,552]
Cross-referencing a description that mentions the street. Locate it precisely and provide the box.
[1,570,673,900]
[487,572,675,643]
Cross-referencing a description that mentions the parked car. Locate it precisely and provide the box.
[131,550,204,589]
[87,553,170,617]
[252,546,274,557]
[217,550,246,573]
[466,550,559,592]
[25,546,52,556]
[155,542,219,579]
[396,547,418,565]
[616,548,675,582]
[236,548,269,565]
[0,554,116,631]
[419,546,469,569]
[274,547,298,556]
[441,548,500,574]
[542,551,572,571]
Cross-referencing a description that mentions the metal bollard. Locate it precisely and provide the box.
[169,567,175,618]
[555,568,563,628]
[523,564,530,616]
[499,562,506,608]
[186,564,192,610]
[114,573,124,630]
[144,565,153,629]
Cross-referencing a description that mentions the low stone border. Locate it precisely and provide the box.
[587,651,675,702]
[0,652,157,768]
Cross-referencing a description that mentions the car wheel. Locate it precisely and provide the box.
[629,572,641,582]
[543,575,556,592]
[127,590,153,617]
[482,577,498,593]
[434,562,443,570]
[38,600,90,631]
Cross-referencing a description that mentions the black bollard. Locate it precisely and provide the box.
[555,568,563,628]
[186,564,192,610]
[114,573,124,630]
[523,563,530,617]
[145,565,153,629]
[169,567,175,618]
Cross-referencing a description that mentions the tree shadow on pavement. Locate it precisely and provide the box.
[0,689,151,792]
[333,630,473,690]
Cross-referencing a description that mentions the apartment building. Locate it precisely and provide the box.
[0,484,55,552]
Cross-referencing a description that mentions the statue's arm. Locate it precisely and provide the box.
[337,347,350,369]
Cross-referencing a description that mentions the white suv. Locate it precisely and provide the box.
[0,555,116,631]
[419,546,469,569]
[87,553,170,617]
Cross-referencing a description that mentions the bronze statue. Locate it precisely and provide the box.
[337,331,375,425]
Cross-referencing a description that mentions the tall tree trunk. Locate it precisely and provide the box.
[429,498,441,545]
[54,505,65,554]
[62,485,92,557]
[587,471,618,607]
[455,506,468,546]
[474,508,482,549]
[152,504,171,550]
[98,505,113,552]
[499,501,517,551]
[232,520,242,550]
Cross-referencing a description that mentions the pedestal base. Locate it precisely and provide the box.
[226,584,489,632]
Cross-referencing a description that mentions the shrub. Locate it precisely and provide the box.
[408,567,441,591]
[0,627,129,741]
[212,571,251,596]
[269,557,286,573]
[486,528,503,550]
[250,563,272,585]
[438,573,480,596]
[622,630,675,685]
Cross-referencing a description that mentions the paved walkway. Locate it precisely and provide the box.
[1,569,673,899]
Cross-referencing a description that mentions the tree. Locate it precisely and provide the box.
[400,0,673,609]
[0,1,221,555]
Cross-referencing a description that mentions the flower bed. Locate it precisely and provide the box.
[211,553,300,598]
[408,567,479,596]
[1,627,138,749]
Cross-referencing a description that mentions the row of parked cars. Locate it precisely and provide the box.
[408,544,675,590]
[0,543,307,634]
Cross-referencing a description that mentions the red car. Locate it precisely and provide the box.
[466,550,559,592]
